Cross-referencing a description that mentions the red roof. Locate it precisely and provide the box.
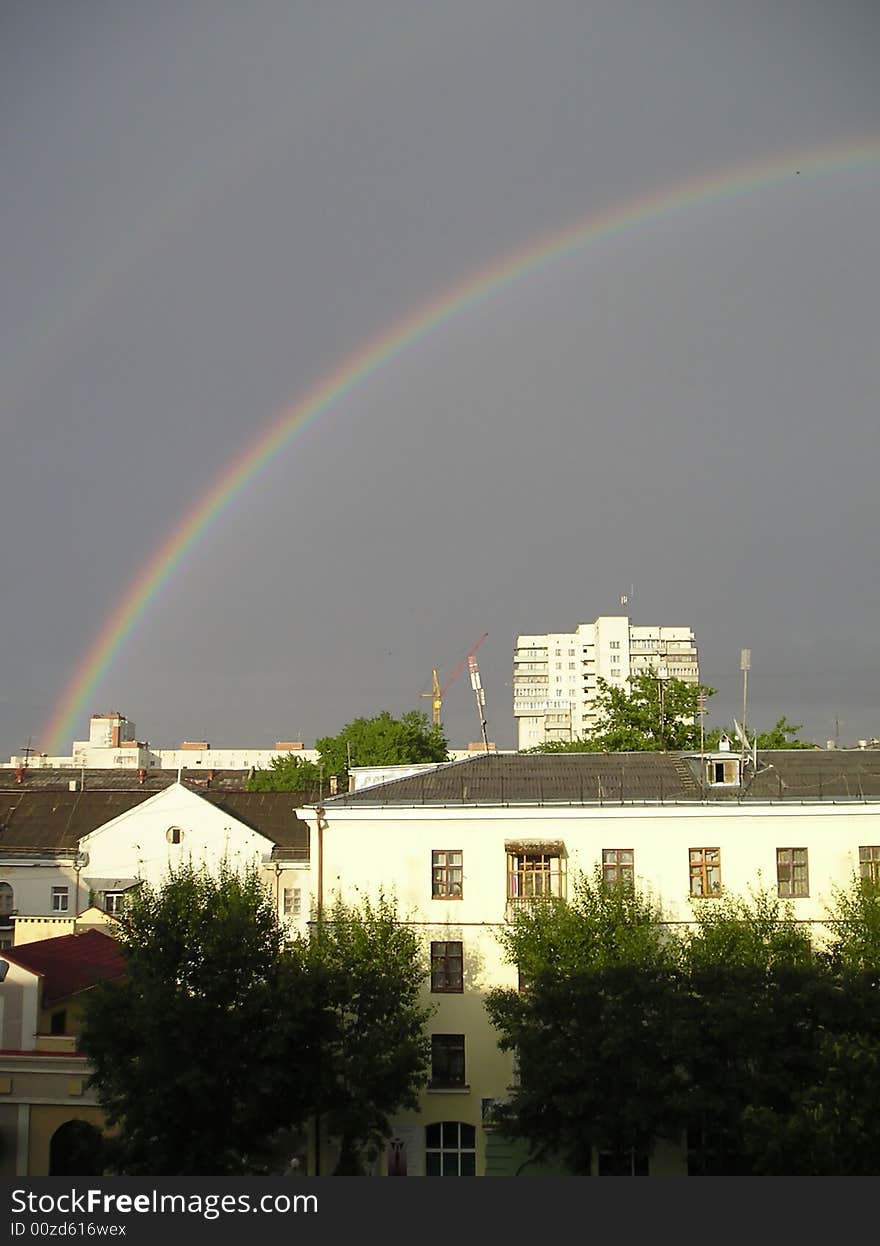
[3,930,126,1005]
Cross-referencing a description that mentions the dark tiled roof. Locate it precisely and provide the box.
[323,750,880,806]
[0,768,258,792]
[0,792,151,851]
[0,790,309,855]
[4,930,126,1005]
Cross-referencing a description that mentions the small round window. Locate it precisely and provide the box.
[166,827,184,844]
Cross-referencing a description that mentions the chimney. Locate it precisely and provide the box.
[137,768,146,785]
[15,768,23,785]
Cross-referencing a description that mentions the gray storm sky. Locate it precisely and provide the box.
[2,0,879,756]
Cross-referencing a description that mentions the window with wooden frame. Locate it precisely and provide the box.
[432,851,463,899]
[425,1121,476,1176]
[430,1034,466,1088]
[689,848,721,897]
[859,845,880,885]
[51,886,69,913]
[506,841,565,902]
[283,887,302,918]
[602,848,634,888]
[776,847,809,898]
[431,941,463,993]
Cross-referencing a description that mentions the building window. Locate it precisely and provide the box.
[603,849,634,888]
[103,892,125,915]
[52,886,69,913]
[506,844,565,902]
[432,851,463,899]
[166,827,184,844]
[598,1147,649,1176]
[0,882,13,917]
[777,848,809,898]
[50,1010,67,1036]
[859,846,880,885]
[431,942,463,993]
[425,1121,476,1176]
[283,887,302,918]
[431,1034,466,1088]
[689,848,721,897]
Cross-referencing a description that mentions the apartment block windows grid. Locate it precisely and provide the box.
[432,850,463,899]
[51,886,69,913]
[431,1034,466,1088]
[859,846,880,885]
[431,941,463,993]
[777,848,809,898]
[603,849,634,888]
[689,848,721,897]
[425,1122,476,1176]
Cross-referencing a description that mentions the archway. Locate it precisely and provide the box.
[49,1119,106,1176]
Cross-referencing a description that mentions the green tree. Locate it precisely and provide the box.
[822,875,880,972]
[529,672,715,753]
[703,716,816,750]
[754,716,816,748]
[247,751,321,793]
[316,710,448,784]
[80,863,321,1175]
[682,888,817,1174]
[310,893,432,1175]
[486,869,688,1173]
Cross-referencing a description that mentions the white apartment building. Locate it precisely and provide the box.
[6,712,319,771]
[513,615,699,749]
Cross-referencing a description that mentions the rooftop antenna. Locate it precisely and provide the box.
[468,654,490,753]
[739,649,751,772]
[619,584,635,611]
[19,736,34,768]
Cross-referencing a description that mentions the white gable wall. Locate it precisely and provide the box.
[79,784,276,893]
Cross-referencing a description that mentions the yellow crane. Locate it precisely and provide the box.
[421,633,489,727]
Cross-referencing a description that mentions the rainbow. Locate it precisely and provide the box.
[40,136,880,752]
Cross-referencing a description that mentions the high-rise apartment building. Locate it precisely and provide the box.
[513,616,699,749]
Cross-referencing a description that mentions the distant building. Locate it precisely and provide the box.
[513,616,699,749]
[5,712,319,771]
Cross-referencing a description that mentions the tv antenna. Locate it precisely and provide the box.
[19,736,35,768]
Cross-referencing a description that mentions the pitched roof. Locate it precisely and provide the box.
[322,750,880,807]
[3,930,126,1005]
[0,789,309,856]
[0,768,258,793]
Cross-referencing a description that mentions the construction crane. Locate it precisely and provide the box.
[421,632,489,727]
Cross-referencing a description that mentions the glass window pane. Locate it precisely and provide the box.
[425,1152,441,1176]
[460,1152,476,1176]
[426,1123,441,1147]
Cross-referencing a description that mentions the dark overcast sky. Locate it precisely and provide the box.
[2,1,879,755]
